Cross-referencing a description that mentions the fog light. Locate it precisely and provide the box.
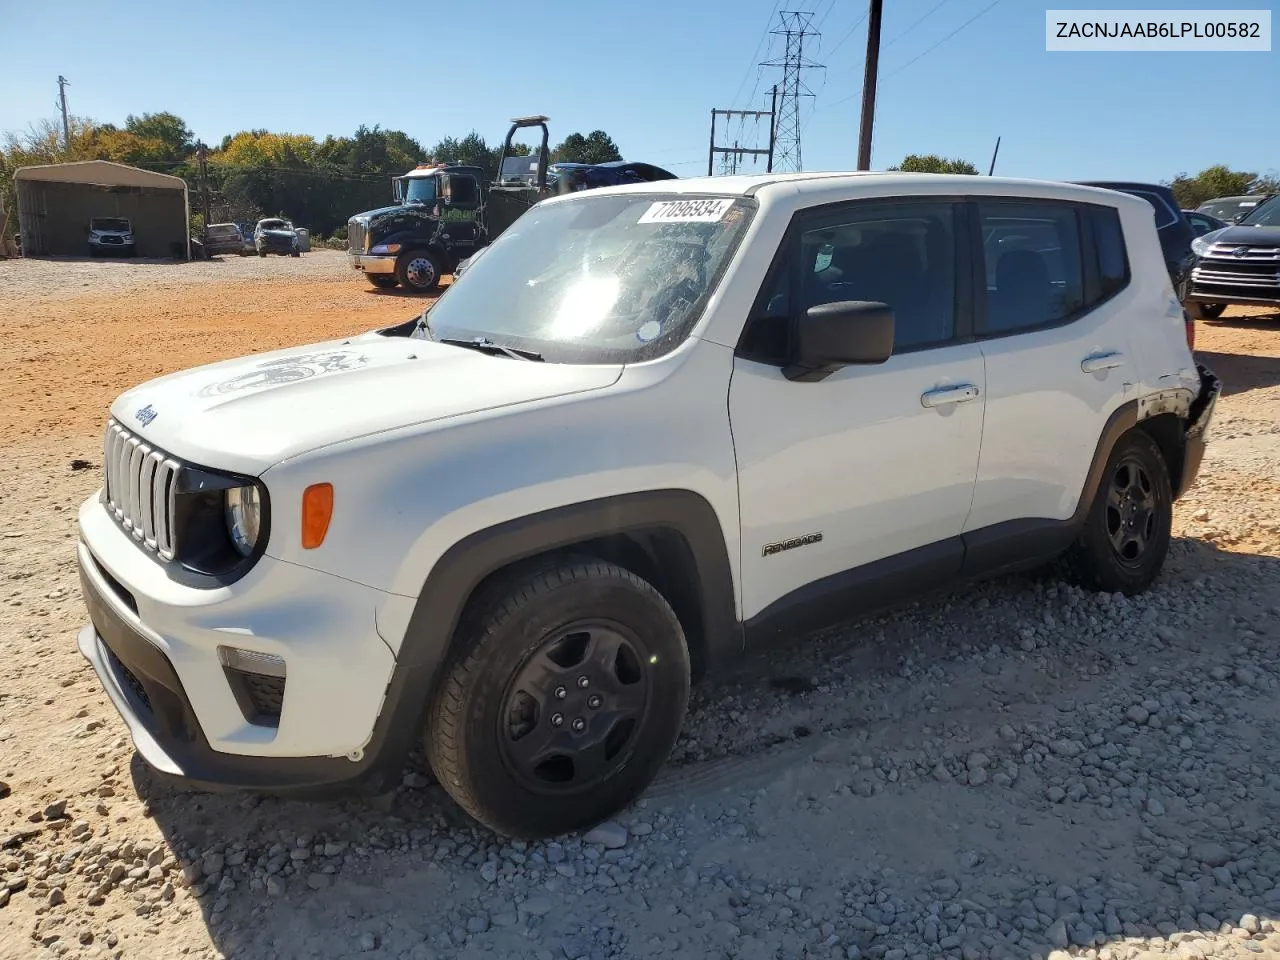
[216,646,286,678]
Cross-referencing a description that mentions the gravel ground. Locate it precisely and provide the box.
[0,250,355,301]
[2,261,1280,960]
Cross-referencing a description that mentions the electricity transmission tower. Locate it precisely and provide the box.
[761,11,824,172]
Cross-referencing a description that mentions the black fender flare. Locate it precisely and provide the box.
[353,490,740,792]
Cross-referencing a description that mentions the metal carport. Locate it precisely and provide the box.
[14,160,190,259]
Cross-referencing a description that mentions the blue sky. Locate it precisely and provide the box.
[2,0,1275,182]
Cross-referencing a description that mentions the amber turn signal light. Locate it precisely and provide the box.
[301,483,333,549]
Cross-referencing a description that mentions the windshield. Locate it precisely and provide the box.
[259,219,290,230]
[424,193,756,363]
[404,177,437,204]
[1239,195,1280,227]
[91,218,129,232]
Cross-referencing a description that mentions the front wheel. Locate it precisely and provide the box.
[1062,430,1172,596]
[367,275,398,289]
[395,250,442,293]
[1186,302,1226,320]
[426,559,691,839]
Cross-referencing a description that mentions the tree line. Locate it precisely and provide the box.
[0,112,623,240]
[3,110,1276,244]
[885,153,1280,209]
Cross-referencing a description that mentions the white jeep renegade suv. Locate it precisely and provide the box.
[76,173,1219,839]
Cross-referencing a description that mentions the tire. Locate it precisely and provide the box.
[426,558,691,839]
[1186,302,1226,320]
[1062,430,1173,596]
[367,275,398,289]
[290,251,300,258]
[395,250,442,293]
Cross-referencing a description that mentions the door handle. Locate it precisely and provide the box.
[920,383,981,408]
[1081,351,1126,374]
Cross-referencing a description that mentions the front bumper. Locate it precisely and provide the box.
[89,239,135,253]
[349,254,397,275]
[1187,289,1280,309]
[75,496,408,795]
[1175,362,1221,499]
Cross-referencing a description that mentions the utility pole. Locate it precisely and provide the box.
[57,75,71,151]
[707,104,777,176]
[761,11,824,173]
[196,142,211,228]
[856,0,884,171]
[767,84,779,173]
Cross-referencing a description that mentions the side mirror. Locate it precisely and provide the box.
[783,300,894,382]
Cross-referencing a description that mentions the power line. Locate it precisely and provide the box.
[883,0,955,48]
[883,0,1004,79]
[815,0,1005,112]
[813,0,839,33]
[826,10,869,61]
[729,0,784,108]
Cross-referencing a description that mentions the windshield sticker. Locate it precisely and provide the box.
[638,199,735,224]
[636,320,662,343]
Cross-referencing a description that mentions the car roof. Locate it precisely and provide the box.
[541,171,1150,212]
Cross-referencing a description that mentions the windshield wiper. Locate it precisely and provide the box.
[439,337,543,362]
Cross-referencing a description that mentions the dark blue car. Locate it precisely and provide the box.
[547,160,678,193]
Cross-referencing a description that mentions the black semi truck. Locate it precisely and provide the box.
[346,116,676,293]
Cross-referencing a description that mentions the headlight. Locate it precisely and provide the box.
[370,243,402,255]
[123,234,134,241]
[225,485,262,557]
[1190,236,1210,257]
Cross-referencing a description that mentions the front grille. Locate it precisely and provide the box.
[348,219,368,254]
[1200,242,1280,262]
[101,236,123,244]
[1193,261,1280,289]
[103,420,183,560]
[104,646,153,714]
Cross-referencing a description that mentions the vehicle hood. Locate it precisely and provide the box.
[259,229,296,241]
[1200,224,1280,246]
[352,204,413,221]
[91,229,130,237]
[110,333,624,475]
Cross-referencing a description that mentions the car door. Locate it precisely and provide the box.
[441,173,483,251]
[965,198,1135,547]
[729,198,986,631]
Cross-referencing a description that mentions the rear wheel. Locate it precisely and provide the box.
[426,559,690,839]
[1187,302,1226,320]
[367,275,398,289]
[1062,430,1172,596]
[395,250,441,293]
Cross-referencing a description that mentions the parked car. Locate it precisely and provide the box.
[1075,181,1198,347]
[75,173,1218,840]
[1184,210,1227,237]
[1196,194,1276,225]
[202,223,246,258]
[87,217,135,257]
[1187,192,1280,319]
[254,218,300,257]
